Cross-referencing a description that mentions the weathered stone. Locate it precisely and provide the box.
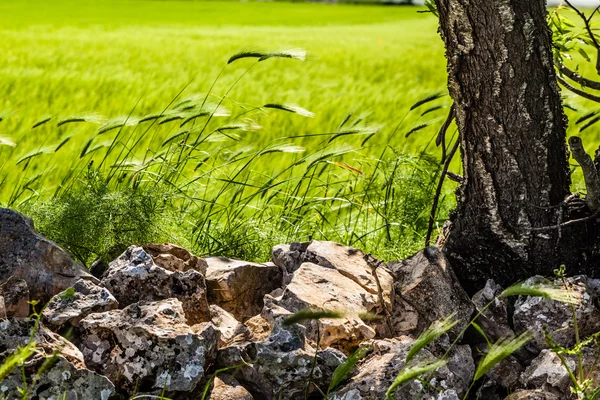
[504,390,560,400]
[217,318,346,399]
[42,279,118,331]
[205,256,283,321]
[102,246,210,324]
[0,318,115,399]
[0,295,6,320]
[209,374,254,400]
[269,262,377,352]
[334,338,474,400]
[486,355,525,390]
[273,241,394,300]
[513,275,600,353]
[143,242,208,275]
[79,298,219,394]
[472,279,514,342]
[271,242,308,275]
[518,348,600,399]
[388,247,475,339]
[1,276,29,318]
[244,314,273,342]
[0,208,97,303]
[209,304,251,348]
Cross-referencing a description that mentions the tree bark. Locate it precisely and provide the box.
[433,0,587,292]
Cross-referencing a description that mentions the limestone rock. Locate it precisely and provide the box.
[472,279,514,342]
[513,275,600,353]
[0,208,98,303]
[217,318,345,399]
[205,256,283,321]
[518,347,600,399]
[209,304,251,348]
[143,242,208,275]
[504,390,560,400]
[0,295,5,320]
[0,318,115,399]
[334,338,474,400]
[101,245,210,324]
[271,242,306,274]
[269,262,378,352]
[388,247,474,339]
[272,240,394,300]
[209,374,254,400]
[1,276,30,318]
[42,278,118,331]
[79,298,219,394]
[244,314,273,342]
[485,355,524,390]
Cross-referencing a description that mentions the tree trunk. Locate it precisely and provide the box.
[432,0,599,293]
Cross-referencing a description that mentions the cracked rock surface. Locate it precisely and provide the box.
[79,298,218,394]
[513,275,600,353]
[43,278,118,330]
[0,318,115,399]
[0,208,97,303]
[101,245,210,324]
[205,256,283,321]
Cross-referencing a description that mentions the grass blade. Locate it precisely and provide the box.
[327,344,371,395]
[473,332,532,381]
[501,281,581,305]
[406,313,458,363]
[263,103,315,118]
[386,359,446,399]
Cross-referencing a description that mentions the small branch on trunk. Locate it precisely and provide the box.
[529,211,600,232]
[569,136,600,211]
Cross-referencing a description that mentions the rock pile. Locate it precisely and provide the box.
[1,208,599,399]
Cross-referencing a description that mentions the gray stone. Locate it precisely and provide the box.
[42,279,119,330]
[217,318,346,399]
[517,348,600,399]
[504,390,560,400]
[102,245,210,324]
[271,242,308,275]
[388,247,474,339]
[513,275,600,353]
[472,279,514,342]
[208,304,251,348]
[205,256,283,321]
[0,208,97,303]
[0,295,6,320]
[79,298,219,394]
[273,240,394,299]
[486,355,524,390]
[334,337,474,400]
[0,318,115,399]
[1,276,29,318]
[143,242,208,275]
[268,262,378,353]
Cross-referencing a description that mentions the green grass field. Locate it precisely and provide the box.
[0,0,454,263]
[0,0,445,157]
[1,0,595,265]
